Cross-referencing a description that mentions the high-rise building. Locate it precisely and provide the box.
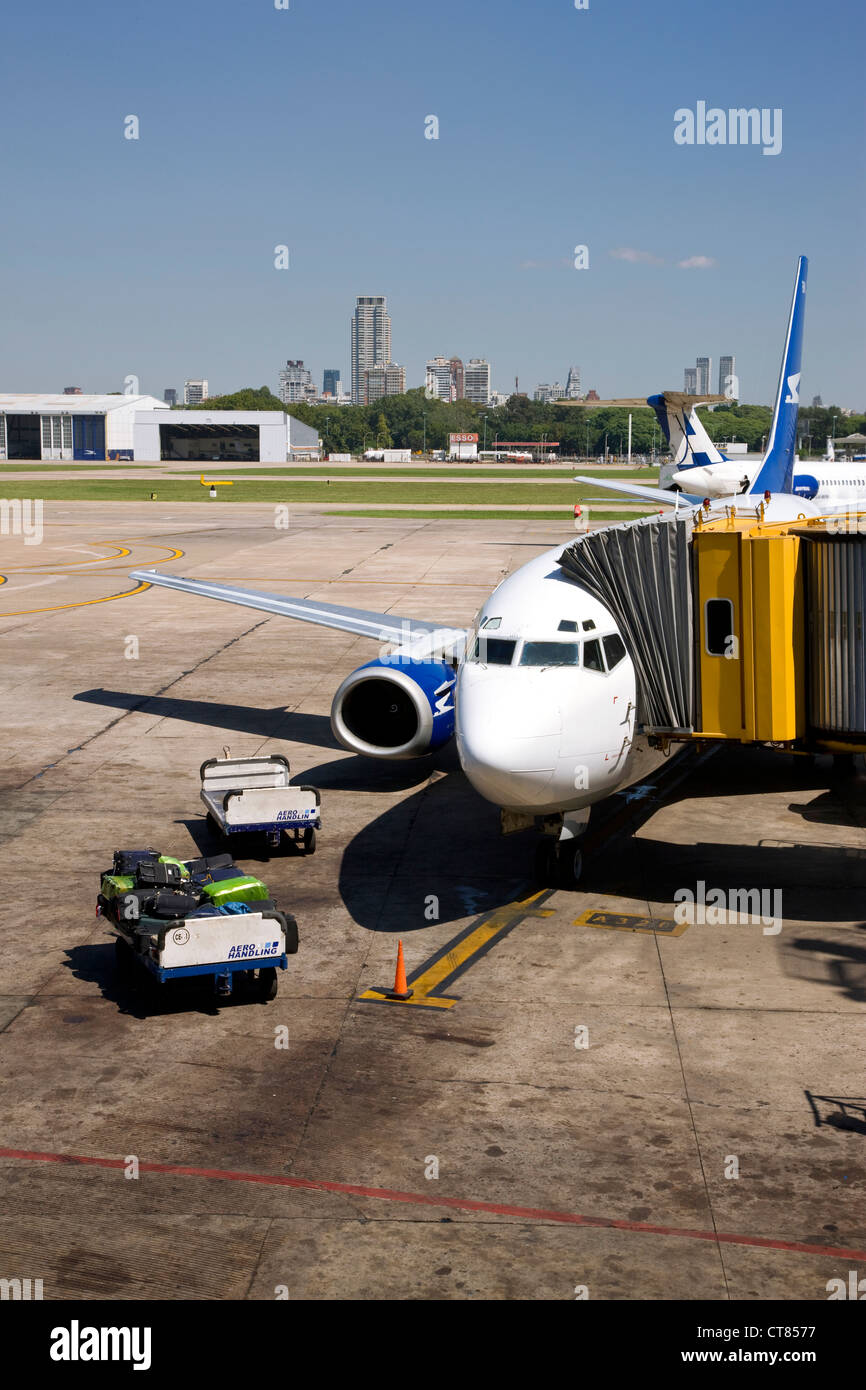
[450,356,465,400]
[425,356,452,401]
[534,382,565,404]
[184,379,208,405]
[696,357,712,396]
[278,360,315,404]
[684,366,698,393]
[718,356,736,397]
[351,296,391,403]
[322,368,342,398]
[425,356,465,401]
[363,363,406,404]
[565,366,582,399]
[464,358,491,405]
[163,388,177,407]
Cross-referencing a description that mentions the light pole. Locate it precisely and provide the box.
[585,420,589,461]
[482,414,489,452]
[323,416,330,457]
[422,411,427,456]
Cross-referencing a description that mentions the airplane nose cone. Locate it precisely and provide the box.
[456,669,561,809]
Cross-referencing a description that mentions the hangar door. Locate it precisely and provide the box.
[159,423,260,462]
[4,414,41,459]
[73,415,105,460]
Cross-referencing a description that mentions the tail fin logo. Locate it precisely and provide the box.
[785,372,801,405]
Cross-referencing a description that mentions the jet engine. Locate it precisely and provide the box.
[330,658,456,759]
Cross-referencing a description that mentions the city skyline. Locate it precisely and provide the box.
[2,1,862,409]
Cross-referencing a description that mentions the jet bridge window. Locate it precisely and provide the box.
[469,636,516,665]
[519,641,581,667]
[705,598,735,656]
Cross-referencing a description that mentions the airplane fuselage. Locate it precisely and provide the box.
[455,546,663,815]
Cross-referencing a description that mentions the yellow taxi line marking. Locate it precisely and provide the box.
[0,542,184,615]
[0,579,154,618]
[5,544,131,571]
[359,888,556,1009]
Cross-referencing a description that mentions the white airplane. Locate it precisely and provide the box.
[655,266,866,508]
[130,257,824,887]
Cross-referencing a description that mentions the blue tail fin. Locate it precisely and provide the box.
[749,256,808,495]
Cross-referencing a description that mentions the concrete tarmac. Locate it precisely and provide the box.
[0,504,863,1300]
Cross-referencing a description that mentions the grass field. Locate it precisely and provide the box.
[166,465,659,481]
[0,477,653,507]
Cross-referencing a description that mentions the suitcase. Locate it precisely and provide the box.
[199,874,269,909]
[135,860,185,888]
[189,864,244,886]
[146,889,202,920]
[185,853,235,877]
[113,849,160,875]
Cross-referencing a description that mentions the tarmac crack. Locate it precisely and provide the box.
[18,615,273,790]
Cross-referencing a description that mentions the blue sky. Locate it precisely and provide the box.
[1,0,863,406]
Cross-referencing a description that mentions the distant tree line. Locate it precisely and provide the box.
[188,386,865,458]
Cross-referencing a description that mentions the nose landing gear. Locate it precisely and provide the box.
[532,811,589,889]
[534,837,583,888]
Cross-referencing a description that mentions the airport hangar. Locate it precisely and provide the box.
[0,394,320,462]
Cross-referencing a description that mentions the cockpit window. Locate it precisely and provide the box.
[557,620,578,633]
[519,641,581,667]
[481,616,501,629]
[469,635,516,665]
[603,634,627,669]
[583,638,606,672]
[582,619,596,632]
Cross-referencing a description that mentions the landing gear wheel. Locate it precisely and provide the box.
[301,827,316,855]
[557,842,584,889]
[257,967,278,1001]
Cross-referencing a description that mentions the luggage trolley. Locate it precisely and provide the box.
[200,752,321,853]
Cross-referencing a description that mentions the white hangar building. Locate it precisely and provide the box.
[0,393,168,461]
[0,395,321,462]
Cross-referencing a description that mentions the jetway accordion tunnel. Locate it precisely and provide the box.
[558,511,866,752]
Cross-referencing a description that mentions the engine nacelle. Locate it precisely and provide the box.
[330,658,456,760]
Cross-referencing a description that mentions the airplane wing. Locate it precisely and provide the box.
[128,569,467,659]
[573,475,706,507]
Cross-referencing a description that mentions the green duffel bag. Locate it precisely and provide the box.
[101,873,135,900]
[199,874,269,908]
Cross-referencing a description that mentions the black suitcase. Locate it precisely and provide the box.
[113,848,160,875]
[146,889,202,920]
[134,860,184,888]
[185,853,235,876]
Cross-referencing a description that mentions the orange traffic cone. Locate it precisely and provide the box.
[384,940,413,1000]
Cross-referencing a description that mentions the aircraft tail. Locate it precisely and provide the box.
[647,391,729,486]
[749,256,808,494]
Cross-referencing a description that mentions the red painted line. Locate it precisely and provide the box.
[1,1145,863,1262]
